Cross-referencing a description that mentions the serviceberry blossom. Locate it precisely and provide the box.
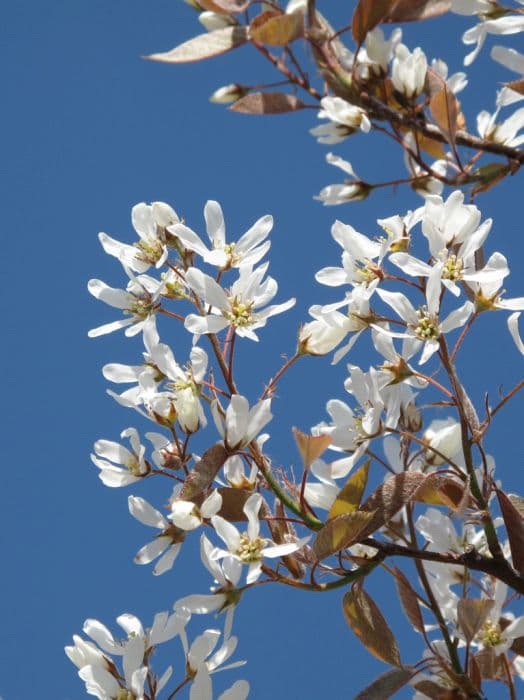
[171,200,272,270]
[68,609,189,700]
[212,394,272,451]
[98,201,179,273]
[310,96,371,144]
[184,263,295,341]
[150,343,209,433]
[91,427,150,487]
[315,153,371,205]
[179,622,247,694]
[391,45,428,98]
[211,492,309,584]
[170,489,223,531]
[128,495,185,575]
[373,265,474,364]
[88,271,160,338]
[315,219,383,290]
[478,104,524,147]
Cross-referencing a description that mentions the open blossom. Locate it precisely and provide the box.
[211,492,309,584]
[98,201,179,273]
[184,263,295,341]
[315,152,371,205]
[460,10,524,65]
[477,105,524,147]
[128,495,185,575]
[88,271,160,338]
[315,219,383,290]
[170,490,222,531]
[310,96,371,145]
[91,427,150,487]
[180,624,248,700]
[374,266,474,364]
[212,394,272,450]
[151,343,209,433]
[170,200,272,270]
[68,610,189,700]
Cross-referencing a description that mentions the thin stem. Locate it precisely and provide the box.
[166,676,191,700]
[450,311,477,362]
[261,559,381,591]
[261,352,301,400]
[405,508,465,676]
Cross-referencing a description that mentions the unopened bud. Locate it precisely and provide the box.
[198,11,236,31]
[209,83,249,104]
[423,419,462,465]
[298,320,347,356]
[400,402,422,433]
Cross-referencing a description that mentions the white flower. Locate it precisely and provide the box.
[88,272,160,338]
[391,45,427,98]
[423,418,463,465]
[315,219,383,290]
[470,251,524,313]
[184,263,295,341]
[508,311,524,354]
[461,13,524,66]
[190,670,249,700]
[199,11,236,31]
[212,394,272,450]
[298,311,353,356]
[374,271,474,365]
[98,201,179,273]
[151,343,209,433]
[91,427,149,487]
[170,490,223,531]
[315,153,371,205]
[310,97,371,144]
[477,105,524,147]
[128,495,185,575]
[170,200,272,270]
[211,493,308,584]
[365,27,402,73]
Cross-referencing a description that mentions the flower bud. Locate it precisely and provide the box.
[198,10,236,31]
[400,402,423,433]
[298,320,347,356]
[392,46,427,99]
[423,419,462,465]
[209,83,249,105]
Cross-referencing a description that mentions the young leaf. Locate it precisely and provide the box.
[473,649,505,680]
[250,11,304,46]
[146,27,249,63]
[313,511,376,560]
[429,85,460,152]
[497,489,524,573]
[292,427,332,468]
[343,584,402,666]
[327,459,371,520]
[180,444,228,500]
[230,92,308,115]
[351,0,393,45]
[358,472,441,540]
[216,487,254,521]
[382,0,451,23]
[393,567,425,633]
[354,667,415,699]
[457,599,495,644]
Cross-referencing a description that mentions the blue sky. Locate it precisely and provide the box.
[3,2,524,698]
